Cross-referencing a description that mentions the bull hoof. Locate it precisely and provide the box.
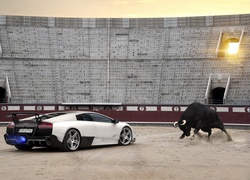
[179,134,185,139]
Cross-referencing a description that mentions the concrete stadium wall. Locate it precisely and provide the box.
[0,14,250,105]
[0,57,249,104]
[0,26,249,59]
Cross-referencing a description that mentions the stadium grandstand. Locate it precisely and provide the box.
[0,14,249,105]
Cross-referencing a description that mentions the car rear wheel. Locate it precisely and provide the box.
[119,127,133,146]
[60,129,81,152]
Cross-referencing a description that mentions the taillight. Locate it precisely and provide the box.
[7,122,15,129]
[38,122,53,129]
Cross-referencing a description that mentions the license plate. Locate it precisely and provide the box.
[18,129,33,133]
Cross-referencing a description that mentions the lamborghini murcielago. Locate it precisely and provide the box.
[4,111,136,152]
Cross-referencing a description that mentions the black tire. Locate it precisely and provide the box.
[60,129,81,152]
[15,145,33,151]
[119,127,133,146]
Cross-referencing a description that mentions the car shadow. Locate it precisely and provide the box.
[10,144,135,153]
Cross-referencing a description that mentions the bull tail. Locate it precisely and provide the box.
[223,129,232,141]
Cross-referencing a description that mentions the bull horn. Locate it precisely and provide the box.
[173,121,178,127]
[179,120,186,126]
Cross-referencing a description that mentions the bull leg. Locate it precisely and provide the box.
[190,129,200,140]
[179,133,185,139]
[196,132,202,138]
[200,128,212,140]
[190,134,195,140]
[207,129,212,141]
[191,122,203,140]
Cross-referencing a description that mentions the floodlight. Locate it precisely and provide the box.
[227,42,239,55]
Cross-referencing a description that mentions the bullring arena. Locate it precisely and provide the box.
[0,14,250,179]
[0,126,249,180]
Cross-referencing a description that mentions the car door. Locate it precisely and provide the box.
[75,113,96,137]
[88,113,121,145]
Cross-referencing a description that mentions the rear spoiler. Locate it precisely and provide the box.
[7,112,42,124]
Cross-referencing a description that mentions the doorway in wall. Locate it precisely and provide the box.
[211,87,225,104]
[0,87,6,103]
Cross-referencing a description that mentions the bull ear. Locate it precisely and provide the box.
[179,120,186,126]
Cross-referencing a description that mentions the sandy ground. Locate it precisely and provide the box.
[0,125,249,180]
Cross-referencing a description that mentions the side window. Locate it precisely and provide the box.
[76,114,92,121]
[88,113,113,123]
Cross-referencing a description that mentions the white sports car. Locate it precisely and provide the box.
[4,111,136,151]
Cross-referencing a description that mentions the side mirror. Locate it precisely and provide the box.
[113,119,119,124]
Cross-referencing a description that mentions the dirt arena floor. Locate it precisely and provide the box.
[0,125,249,180]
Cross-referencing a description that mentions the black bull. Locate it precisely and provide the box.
[174,102,232,141]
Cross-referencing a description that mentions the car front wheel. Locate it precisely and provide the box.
[119,127,133,146]
[60,129,81,152]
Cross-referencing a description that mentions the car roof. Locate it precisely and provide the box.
[20,111,101,121]
[42,111,114,122]
[47,111,99,115]
[45,111,113,119]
